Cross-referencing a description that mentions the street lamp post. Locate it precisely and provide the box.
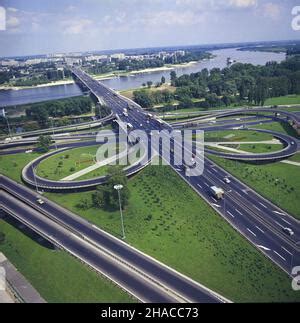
[32,164,39,193]
[114,184,125,239]
[1,108,12,138]
[49,117,57,150]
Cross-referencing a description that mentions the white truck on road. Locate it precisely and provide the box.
[210,186,225,200]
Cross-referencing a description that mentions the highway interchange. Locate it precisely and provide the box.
[1,67,300,303]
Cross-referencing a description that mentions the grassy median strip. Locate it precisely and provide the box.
[46,165,300,303]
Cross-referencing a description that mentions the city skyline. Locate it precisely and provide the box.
[0,0,299,57]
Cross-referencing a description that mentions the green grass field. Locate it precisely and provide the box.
[204,130,274,143]
[0,219,134,303]
[46,165,300,302]
[0,151,135,303]
[209,156,300,219]
[254,121,300,139]
[265,95,300,106]
[221,143,283,154]
[0,152,42,183]
[288,153,300,163]
[36,146,101,181]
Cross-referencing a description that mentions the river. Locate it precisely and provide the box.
[0,48,286,107]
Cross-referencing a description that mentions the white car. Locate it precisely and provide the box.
[282,227,294,236]
[36,198,45,205]
[223,177,231,184]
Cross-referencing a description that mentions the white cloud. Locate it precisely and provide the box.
[149,10,206,26]
[175,0,257,10]
[62,19,93,35]
[7,16,20,28]
[7,7,18,13]
[262,2,280,20]
[229,0,257,8]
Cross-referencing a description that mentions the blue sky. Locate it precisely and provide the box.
[0,0,299,56]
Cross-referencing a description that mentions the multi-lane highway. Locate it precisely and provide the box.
[70,68,300,275]
[1,175,227,303]
[1,67,299,302]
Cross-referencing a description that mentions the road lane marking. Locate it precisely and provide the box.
[257,245,271,251]
[211,197,217,203]
[227,211,235,218]
[197,184,202,189]
[273,251,286,261]
[255,226,265,234]
[204,182,210,187]
[259,202,267,209]
[247,228,257,237]
[275,221,284,229]
[212,203,221,208]
[235,209,243,216]
[281,218,292,226]
[273,211,286,216]
[235,191,242,197]
[253,205,261,212]
[281,246,293,256]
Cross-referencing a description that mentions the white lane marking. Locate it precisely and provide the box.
[227,211,235,218]
[259,202,267,209]
[212,203,221,208]
[212,168,218,172]
[247,228,257,237]
[197,184,203,189]
[235,191,242,197]
[235,209,243,216]
[281,218,292,226]
[257,245,271,251]
[275,221,285,229]
[211,197,217,203]
[273,250,286,262]
[253,205,261,212]
[207,170,213,175]
[273,211,286,216]
[281,246,293,256]
[204,182,210,187]
[242,190,249,195]
[255,226,265,234]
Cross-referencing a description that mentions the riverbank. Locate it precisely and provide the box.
[0,79,75,91]
[0,60,202,91]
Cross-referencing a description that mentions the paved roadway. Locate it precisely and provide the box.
[1,67,300,302]
[1,175,226,303]
[1,190,179,303]
[70,68,300,275]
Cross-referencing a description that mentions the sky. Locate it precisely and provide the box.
[0,0,299,57]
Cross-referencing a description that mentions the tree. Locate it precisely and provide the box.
[146,81,153,88]
[161,76,166,84]
[170,71,177,86]
[133,90,153,109]
[106,167,130,209]
[92,187,106,208]
[92,167,130,210]
[37,135,52,153]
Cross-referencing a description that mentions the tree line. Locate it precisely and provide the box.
[25,96,93,127]
[132,55,300,109]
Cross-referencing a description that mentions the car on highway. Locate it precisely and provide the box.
[282,227,294,236]
[36,198,45,205]
[223,177,231,184]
